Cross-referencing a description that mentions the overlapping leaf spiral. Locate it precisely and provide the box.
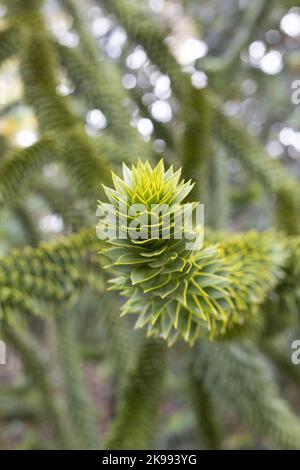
[99,161,286,345]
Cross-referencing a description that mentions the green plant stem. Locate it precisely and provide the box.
[2,325,74,448]
[188,367,222,449]
[105,338,167,450]
[55,310,99,449]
